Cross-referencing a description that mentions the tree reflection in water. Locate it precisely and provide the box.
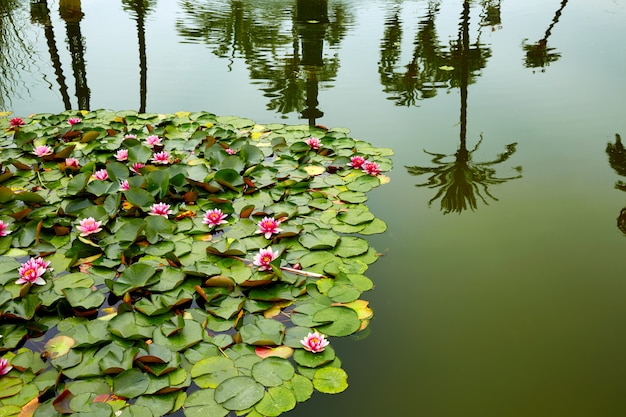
[405,1,521,214]
[176,0,349,124]
[0,0,41,111]
[522,0,569,72]
[408,137,520,214]
[605,133,626,235]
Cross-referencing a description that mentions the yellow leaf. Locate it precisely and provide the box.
[304,165,326,176]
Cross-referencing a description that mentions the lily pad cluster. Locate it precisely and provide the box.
[0,110,392,417]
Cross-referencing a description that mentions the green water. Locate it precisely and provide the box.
[2,0,626,416]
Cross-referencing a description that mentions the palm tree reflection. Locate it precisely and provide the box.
[605,134,626,235]
[176,0,349,123]
[522,0,568,72]
[30,0,72,110]
[59,0,90,110]
[122,0,157,113]
[406,1,521,214]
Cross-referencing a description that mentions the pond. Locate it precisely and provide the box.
[2,0,626,416]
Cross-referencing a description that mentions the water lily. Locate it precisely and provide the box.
[114,149,128,161]
[145,135,162,147]
[256,217,283,239]
[65,157,79,167]
[92,169,109,181]
[362,161,381,176]
[33,145,53,157]
[225,148,238,155]
[203,208,228,227]
[305,137,321,150]
[348,155,366,169]
[67,117,82,125]
[149,202,172,217]
[151,151,171,164]
[253,247,279,271]
[76,217,103,236]
[119,179,130,190]
[0,358,12,376]
[16,257,51,286]
[9,117,24,128]
[0,220,11,237]
[124,134,137,139]
[130,162,145,174]
[300,331,330,353]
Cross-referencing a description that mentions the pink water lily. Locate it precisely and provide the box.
[65,158,79,167]
[145,135,162,147]
[300,331,330,353]
[124,134,137,139]
[151,151,171,164]
[362,161,381,176]
[92,169,109,181]
[0,220,12,237]
[149,202,172,217]
[348,155,366,169]
[0,358,12,376]
[225,148,238,155]
[33,145,53,157]
[16,257,51,286]
[203,208,228,227]
[256,217,283,239]
[130,162,145,174]
[9,117,25,128]
[114,149,128,161]
[119,179,130,190]
[253,247,279,271]
[305,137,321,150]
[76,217,102,236]
[67,117,82,125]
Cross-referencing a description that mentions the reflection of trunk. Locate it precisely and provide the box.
[296,0,328,126]
[60,0,90,110]
[458,1,469,153]
[134,1,148,113]
[31,0,72,110]
[542,0,568,44]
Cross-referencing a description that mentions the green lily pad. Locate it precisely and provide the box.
[214,376,264,411]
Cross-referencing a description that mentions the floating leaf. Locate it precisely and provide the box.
[214,376,265,411]
[312,367,348,394]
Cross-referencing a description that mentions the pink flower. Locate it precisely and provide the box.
[0,358,12,376]
[348,156,366,169]
[256,217,283,239]
[149,202,172,217]
[16,257,51,285]
[130,162,145,174]
[305,137,321,150]
[9,117,24,127]
[203,209,228,227]
[76,217,102,236]
[0,220,12,237]
[362,161,381,176]
[225,148,238,155]
[65,158,79,167]
[124,134,137,139]
[33,145,53,157]
[300,331,330,353]
[151,151,171,164]
[92,169,109,181]
[114,149,128,161]
[253,247,279,271]
[68,117,82,125]
[119,180,130,190]
[145,135,162,147]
